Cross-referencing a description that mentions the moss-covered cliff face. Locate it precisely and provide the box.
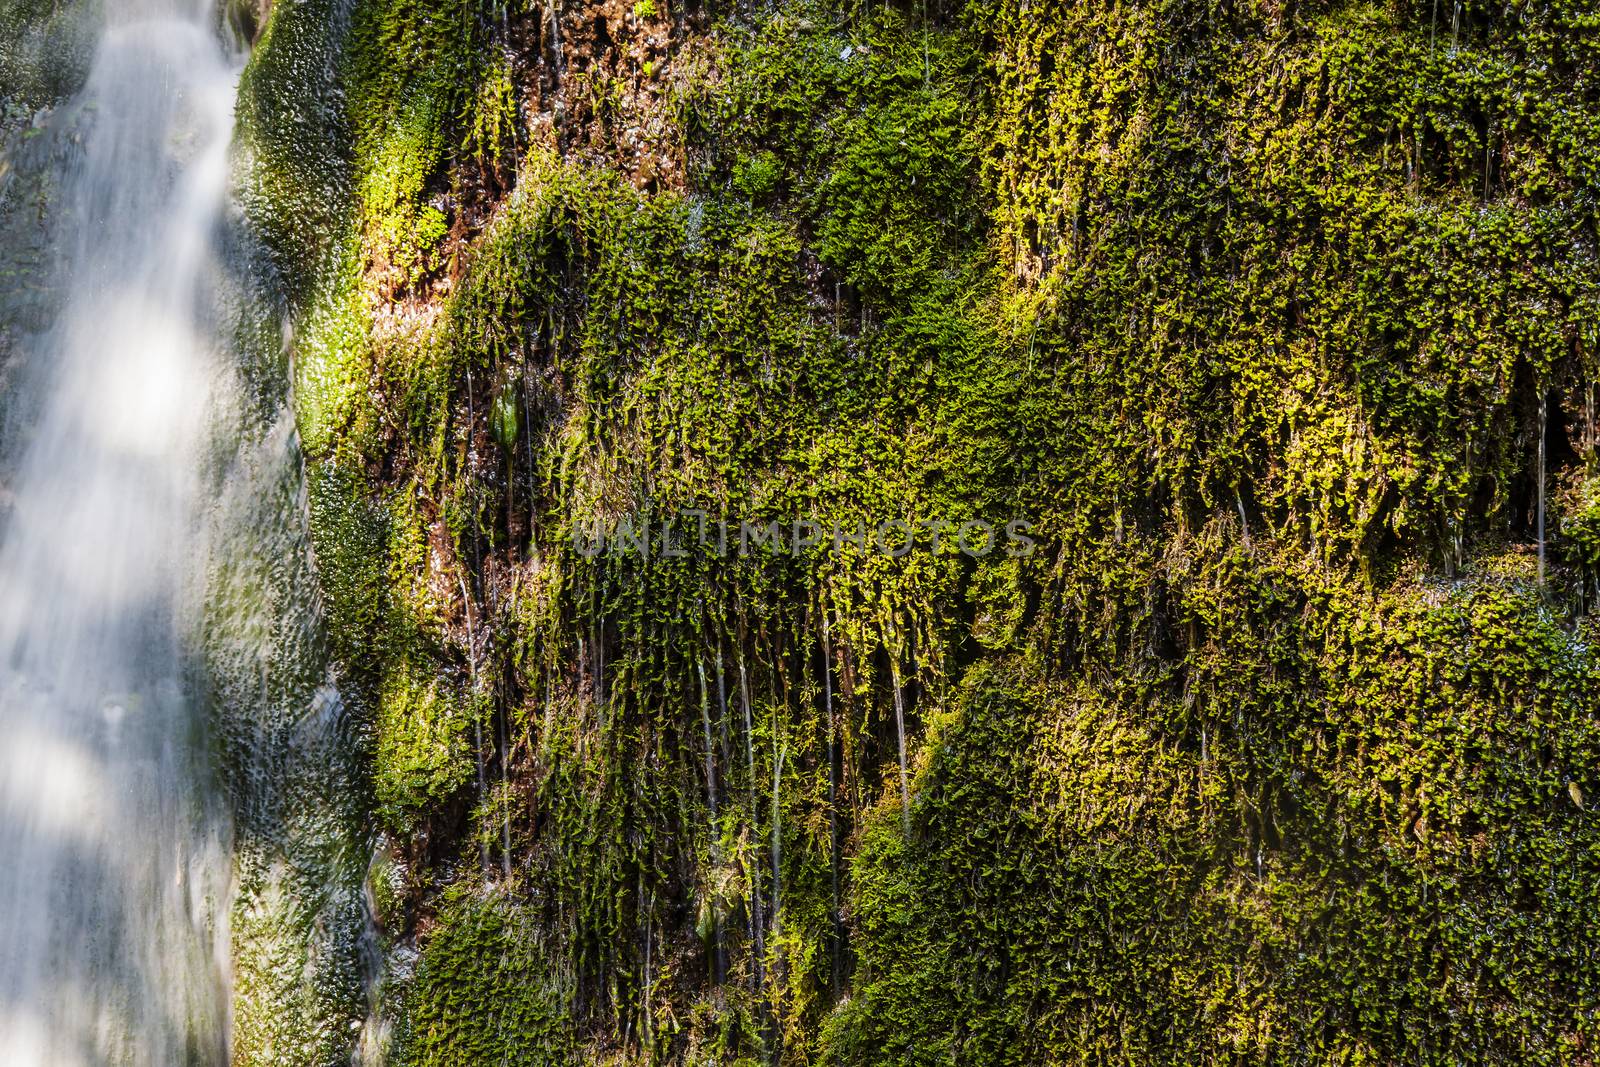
[235,0,1600,1061]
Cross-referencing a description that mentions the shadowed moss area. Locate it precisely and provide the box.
[832,573,1600,1064]
[0,0,93,114]
[388,886,574,1066]
[234,0,1600,1060]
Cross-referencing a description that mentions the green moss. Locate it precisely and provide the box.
[391,886,574,1067]
[829,571,1600,1065]
[374,662,479,824]
[461,53,518,170]
[292,247,377,463]
[357,85,451,281]
[235,0,356,296]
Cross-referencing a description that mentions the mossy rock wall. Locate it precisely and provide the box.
[234,0,1600,1061]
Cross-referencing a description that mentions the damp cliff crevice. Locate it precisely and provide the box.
[232,0,1600,1062]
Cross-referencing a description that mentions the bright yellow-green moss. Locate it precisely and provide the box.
[374,662,478,822]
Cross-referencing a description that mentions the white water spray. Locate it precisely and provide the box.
[0,5,238,1064]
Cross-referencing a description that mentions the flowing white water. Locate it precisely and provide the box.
[0,5,238,1065]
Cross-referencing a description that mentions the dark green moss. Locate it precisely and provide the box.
[390,886,574,1066]
[0,0,93,114]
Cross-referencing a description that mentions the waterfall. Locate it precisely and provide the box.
[0,4,239,1064]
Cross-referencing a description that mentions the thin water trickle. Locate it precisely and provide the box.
[0,5,239,1065]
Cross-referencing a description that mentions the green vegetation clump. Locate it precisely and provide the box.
[389,887,574,1066]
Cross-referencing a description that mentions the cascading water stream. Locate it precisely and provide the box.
[0,4,239,1064]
